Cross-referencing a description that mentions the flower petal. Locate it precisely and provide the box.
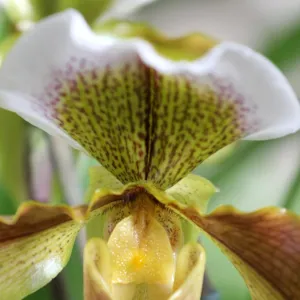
[85,202,177,300]
[0,10,299,188]
[87,172,216,218]
[170,243,206,300]
[84,238,113,300]
[170,204,300,299]
[0,201,87,299]
[107,214,175,297]
[166,174,217,213]
[95,20,217,61]
[166,174,217,243]
[85,166,124,203]
[85,166,217,212]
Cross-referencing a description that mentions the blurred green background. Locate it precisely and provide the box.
[1,0,300,299]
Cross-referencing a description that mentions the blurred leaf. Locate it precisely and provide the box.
[3,0,111,25]
[29,0,58,20]
[63,241,83,300]
[282,162,300,213]
[0,184,16,214]
[25,286,54,300]
[59,0,110,25]
[0,8,14,41]
[77,153,99,194]
[0,17,27,208]
[210,136,300,211]
[0,110,28,206]
[0,8,20,68]
[264,19,300,69]
[49,172,65,205]
[0,33,20,64]
[195,141,258,180]
[30,0,110,24]
[49,167,84,300]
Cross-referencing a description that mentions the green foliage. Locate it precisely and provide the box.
[63,243,84,300]
[25,286,54,300]
[0,110,28,206]
[29,0,111,24]
[282,163,300,212]
[0,185,16,214]
[0,9,13,41]
[264,19,300,69]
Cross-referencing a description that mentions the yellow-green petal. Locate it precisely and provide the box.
[85,166,123,203]
[0,202,87,299]
[85,166,217,209]
[87,169,216,217]
[95,20,217,61]
[107,215,175,287]
[170,204,300,300]
[165,173,217,243]
[166,174,217,212]
[170,243,206,300]
[84,238,113,300]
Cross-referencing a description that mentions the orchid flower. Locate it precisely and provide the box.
[0,9,300,300]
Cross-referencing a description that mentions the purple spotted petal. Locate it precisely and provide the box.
[0,10,299,188]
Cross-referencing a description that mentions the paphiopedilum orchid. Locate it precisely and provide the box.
[0,9,300,300]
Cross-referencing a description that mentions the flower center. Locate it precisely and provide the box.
[101,189,184,299]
